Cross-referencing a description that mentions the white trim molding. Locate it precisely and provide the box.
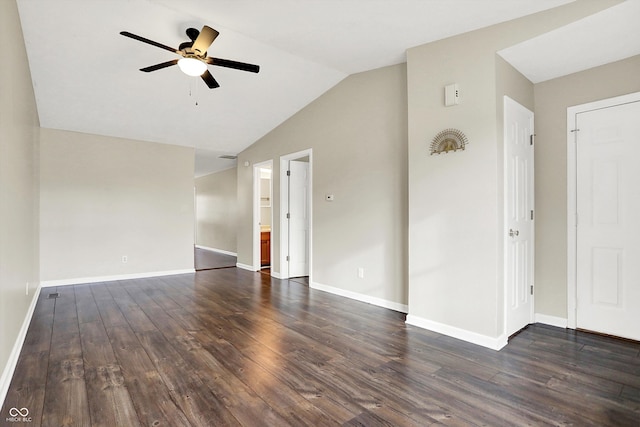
[0,285,42,408]
[236,263,256,272]
[195,245,237,257]
[270,270,284,279]
[535,313,568,329]
[311,281,408,314]
[405,314,508,351]
[40,269,195,288]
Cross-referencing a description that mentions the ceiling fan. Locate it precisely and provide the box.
[120,25,260,89]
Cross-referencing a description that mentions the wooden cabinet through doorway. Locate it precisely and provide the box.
[260,231,270,266]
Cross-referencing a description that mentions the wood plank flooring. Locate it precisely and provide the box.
[2,268,639,426]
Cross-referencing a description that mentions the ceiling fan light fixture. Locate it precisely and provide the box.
[178,57,207,76]
[120,26,259,89]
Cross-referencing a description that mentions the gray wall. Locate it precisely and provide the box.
[39,129,195,283]
[534,55,640,319]
[195,167,238,254]
[238,63,408,308]
[406,0,618,344]
[0,0,40,398]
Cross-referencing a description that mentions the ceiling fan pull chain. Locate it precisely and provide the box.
[189,79,199,106]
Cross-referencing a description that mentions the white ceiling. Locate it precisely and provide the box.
[16,0,638,176]
[498,0,640,83]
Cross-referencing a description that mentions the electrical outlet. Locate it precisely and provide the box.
[122,255,128,264]
[358,267,364,279]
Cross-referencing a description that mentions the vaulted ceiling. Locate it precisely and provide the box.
[16,0,639,176]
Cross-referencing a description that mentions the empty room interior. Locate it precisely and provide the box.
[1,0,640,425]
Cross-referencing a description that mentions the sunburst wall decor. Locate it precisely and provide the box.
[430,128,468,155]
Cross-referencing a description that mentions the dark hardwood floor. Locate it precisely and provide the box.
[2,268,639,426]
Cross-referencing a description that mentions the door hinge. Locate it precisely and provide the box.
[286,170,291,176]
[530,134,535,146]
[286,255,290,262]
[286,213,290,219]
[530,285,534,295]
[530,210,534,220]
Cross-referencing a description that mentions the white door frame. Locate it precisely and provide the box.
[566,91,640,329]
[253,160,273,271]
[280,149,312,280]
[503,96,535,338]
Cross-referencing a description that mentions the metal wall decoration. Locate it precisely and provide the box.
[430,128,468,155]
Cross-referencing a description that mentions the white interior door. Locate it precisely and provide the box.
[576,99,640,341]
[288,160,309,277]
[504,96,535,337]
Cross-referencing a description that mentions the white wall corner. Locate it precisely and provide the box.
[0,285,42,408]
[405,314,508,351]
[270,270,284,279]
[195,245,237,257]
[534,313,568,329]
[311,281,409,314]
[236,263,257,272]
[40,269,195,288]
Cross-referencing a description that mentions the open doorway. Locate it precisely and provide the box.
[253,161,273,272]
[280,149,312,280]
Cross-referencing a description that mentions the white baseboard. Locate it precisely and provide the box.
[236,263,256,272]
[405,314,508,351]
[270,270,284,279]
[195,245,237,257]
[0,284,42,408]
[310,281,408,314]
[40,269,195,287]
[534,313,568,329]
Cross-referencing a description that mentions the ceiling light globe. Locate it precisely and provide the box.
[178,57,207,76]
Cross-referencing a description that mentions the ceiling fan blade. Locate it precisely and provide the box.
[120,31,178,54]
[201,70,220,89]
[192,26,219,56]
[206,57,260,73]
[140,59,179,72]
